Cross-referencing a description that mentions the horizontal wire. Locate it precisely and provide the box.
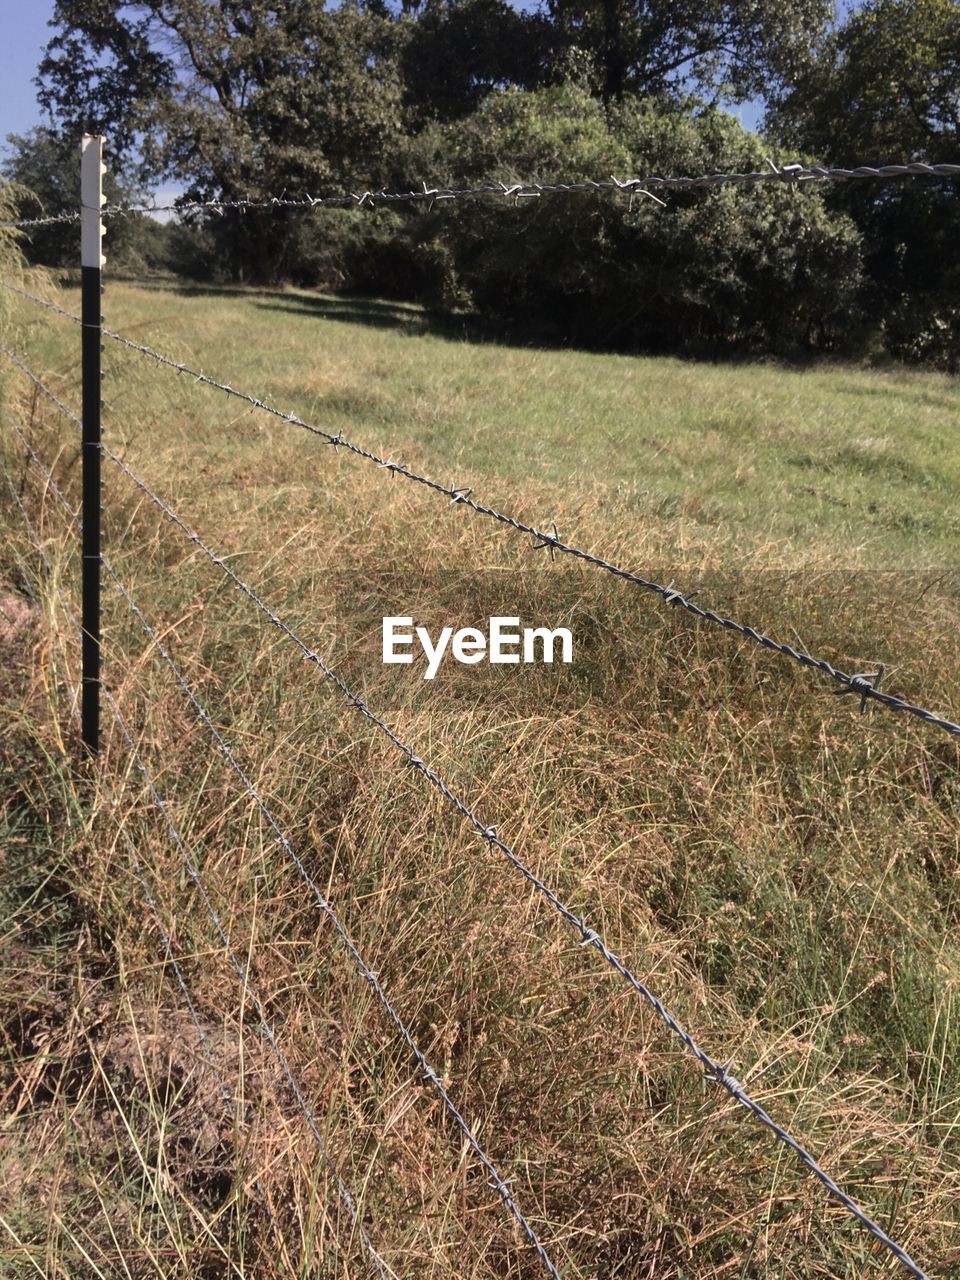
[1,282,956,741]
[0,350,930,1277]
[5,412,562,1280]
[2,160,959,229]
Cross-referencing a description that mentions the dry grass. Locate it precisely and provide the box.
[0,278,959,1278]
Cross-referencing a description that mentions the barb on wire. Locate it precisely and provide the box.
[1,160,959,230]
[6,413,564,1280]
[4,364,928,1278]
[0,299,955,742]
[834,665,885,715]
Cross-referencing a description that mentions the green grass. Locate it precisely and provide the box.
[1,277,959,1279]
[22,278,960,567]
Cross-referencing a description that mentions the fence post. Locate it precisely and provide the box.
[80,134,105,754]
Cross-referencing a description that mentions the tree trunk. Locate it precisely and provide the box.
[602,0,626,102]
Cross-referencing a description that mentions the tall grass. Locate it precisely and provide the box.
[1,277,958,1278]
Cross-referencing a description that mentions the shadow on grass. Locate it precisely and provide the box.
[100,274,667,356]
[94,276,960,388]
[253,290,481,341]
[104,274,486,345]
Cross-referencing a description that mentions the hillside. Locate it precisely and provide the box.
[1,278,959,1279]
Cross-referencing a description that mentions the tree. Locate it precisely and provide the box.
[1,129,80,266]
[769,0,960,366]
[400,0,552,122]
[38,1,410,280]
[771,0,959,159]
[2,126,170,271]
[541,0,832,104]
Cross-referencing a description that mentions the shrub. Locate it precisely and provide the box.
[358,87,865,357]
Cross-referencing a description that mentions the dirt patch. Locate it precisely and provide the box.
[3,974,284,1211]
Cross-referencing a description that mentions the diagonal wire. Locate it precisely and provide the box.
[2,434,393,1280]
[5,413,565,1280]
[101,425,943,1280]
[2,160,959,228]
[0,456,284,1260]
[97,683,395,1280]
[1,356,930,1276]
[0,302,956,741]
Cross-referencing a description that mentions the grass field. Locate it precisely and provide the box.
[2,276,960,1279]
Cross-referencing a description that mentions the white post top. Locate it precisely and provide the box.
[80,134,106,269]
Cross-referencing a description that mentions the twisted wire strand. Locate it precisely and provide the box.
[6,412,564,1280]
[0,455,282,1248]
[2,160,959,229]
[0,292,956,741]
[1,354,928,1276]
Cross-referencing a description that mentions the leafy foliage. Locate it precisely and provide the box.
[769,0,960,368]
[2,127,171,272]
[400,0,552,121]
[38,1,408,280]
[14,0,959,362]
[771,0,960,159]
[539,0,831,104]
[363,88,863,357]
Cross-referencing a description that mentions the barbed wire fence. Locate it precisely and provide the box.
[4,405,564,1280]
[3,160,960,229]
[4,349,934,1275]
[2,277,957,740]
[1,147,958,1279]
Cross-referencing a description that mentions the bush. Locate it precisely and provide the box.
[852,177,960,373]
[352,87,865,357]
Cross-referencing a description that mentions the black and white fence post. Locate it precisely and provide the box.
[81,134,105,754]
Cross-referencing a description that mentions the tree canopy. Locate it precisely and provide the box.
[769,0,960,366]
[37,0,834,174]
[38,1,408,193]
[7,0,957,365]
[771,0,960,160]
[540,0,830,104]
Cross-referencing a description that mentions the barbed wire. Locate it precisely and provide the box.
[1,354,929,1277]
[102,447,941,1279]
[0,455,286,1256]
[1,283,956,741]
[5,410,565,1280]
[100,694,396,1279]
[2,160,959,229]
[2,442,394,1280]
[0,279,80,323]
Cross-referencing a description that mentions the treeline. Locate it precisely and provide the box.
[4,0,959,366]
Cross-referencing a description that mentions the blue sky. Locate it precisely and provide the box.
[0,2,57,146]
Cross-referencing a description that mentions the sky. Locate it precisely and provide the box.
[0,1,57,147]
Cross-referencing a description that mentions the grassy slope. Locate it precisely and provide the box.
[1,279,959,1279]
